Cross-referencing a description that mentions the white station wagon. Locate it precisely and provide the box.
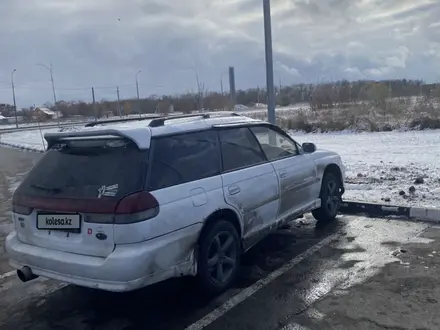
[6,113,345,294]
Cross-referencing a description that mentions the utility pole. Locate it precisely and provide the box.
[92,87,97,119]
[257,85,260,104]
[136,70,142,118]
[263,0,276,124]
[349,84,352,103]
[136,70,142,100]
[116,86,121,117]
[229,66,236,110]
[37,63,59,127]
[11,69,18,128]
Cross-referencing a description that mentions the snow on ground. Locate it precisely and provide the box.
[0,127,59,151]
[240,103,309,116]
[1,122,440,208]
[292,130,440,208]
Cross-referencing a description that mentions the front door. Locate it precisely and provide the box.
[218,127,280,248]
[250,125,318,220]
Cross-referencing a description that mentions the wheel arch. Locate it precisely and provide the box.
[323,163,344,192]
[197,208,243,250]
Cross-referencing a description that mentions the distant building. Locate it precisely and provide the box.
[33,107,61,121]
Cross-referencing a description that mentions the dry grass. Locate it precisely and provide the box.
[248,99,440,132]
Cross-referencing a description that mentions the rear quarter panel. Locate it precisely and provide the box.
[112,175,243,275]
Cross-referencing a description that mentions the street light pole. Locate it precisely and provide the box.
[263,0,276,124]
[37,63,59,126]
[11,69,18,128]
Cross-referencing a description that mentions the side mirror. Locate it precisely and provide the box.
[302,142,316,153]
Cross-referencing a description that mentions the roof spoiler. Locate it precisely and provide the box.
[44,128,151,150]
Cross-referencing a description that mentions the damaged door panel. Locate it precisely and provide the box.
[221,164,280,249]
[249,125,318,221]
[218,127,280,249]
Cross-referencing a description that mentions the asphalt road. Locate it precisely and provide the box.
[1,146,440,330]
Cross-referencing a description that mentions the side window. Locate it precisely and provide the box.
[148,130,220,190]
[219,127,267,172]
[250,126,299,161]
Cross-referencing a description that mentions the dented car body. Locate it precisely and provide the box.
[6,113,345,292]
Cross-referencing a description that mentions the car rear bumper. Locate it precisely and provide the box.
[5,225,200,292]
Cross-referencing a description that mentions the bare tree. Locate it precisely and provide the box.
[156,99,172,115]
[195,81,207,110]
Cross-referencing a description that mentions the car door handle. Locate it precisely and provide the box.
[279,170,288,178]
[228,185,241,195]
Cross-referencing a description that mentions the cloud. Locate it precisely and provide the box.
[0,0,440,106]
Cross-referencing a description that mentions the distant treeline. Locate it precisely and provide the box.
[2,79,439,120]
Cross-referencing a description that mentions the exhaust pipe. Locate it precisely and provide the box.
[17,266,39,282]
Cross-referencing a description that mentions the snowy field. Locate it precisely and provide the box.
[239,104,308,116]
[293,130,440,208]
[1,123,440,208]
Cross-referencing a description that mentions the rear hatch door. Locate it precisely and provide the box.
[12,137,148,258]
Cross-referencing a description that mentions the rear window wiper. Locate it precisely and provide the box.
[30,184,63,193]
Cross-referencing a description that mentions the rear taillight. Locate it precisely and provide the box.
[12,192,159,225]
[114,191,159,224]
[12,204,33,215]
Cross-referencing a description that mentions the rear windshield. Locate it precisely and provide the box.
[15,138,148,200]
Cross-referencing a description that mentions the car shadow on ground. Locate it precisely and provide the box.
[2,216,347,330]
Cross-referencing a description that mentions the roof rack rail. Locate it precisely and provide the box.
[148,112,242,127]
[85,114,162,127]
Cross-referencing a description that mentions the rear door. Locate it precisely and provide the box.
[218,127,280,248]
[114,130,224,247]
[12,138,148,257]
[250,126,318,219]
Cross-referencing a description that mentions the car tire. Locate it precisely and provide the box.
[197,220,241,296]
[312,172,342,223]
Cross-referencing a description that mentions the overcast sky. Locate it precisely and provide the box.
[1,0,439,107]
